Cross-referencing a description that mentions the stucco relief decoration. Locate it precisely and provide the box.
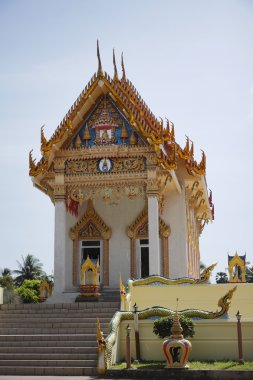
[66,184,146,214]
[71,95,143,149]
[79,222,101,239]
[65,157,146,175]
[69,200,112,241]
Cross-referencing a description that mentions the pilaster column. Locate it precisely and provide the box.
[148,194,160,276]
[103,239,109,286]
[54,200,67,293]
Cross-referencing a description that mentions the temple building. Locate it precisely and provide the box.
[29,44,213,297]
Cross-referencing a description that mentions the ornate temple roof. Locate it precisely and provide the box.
[29,42,213,223]
[29,42,206,177]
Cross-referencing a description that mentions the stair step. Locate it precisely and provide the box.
[0,301,119,310]
[0,346,97,353]
[0,312,116,318]
[0,366,96,375]
[0,327,102,334]
[0,334,96,341]
[0,340,97,347]
[0,353,97,360]
[0,300,117,375]
[0,317,111,323]
[0,322,109,328]
[0,359,97,367]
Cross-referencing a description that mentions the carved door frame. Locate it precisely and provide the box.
[127,206,171,278]
[69,200,112,286]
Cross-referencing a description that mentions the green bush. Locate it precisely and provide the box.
[153,314,195,339]
[0,274,14,290]
[16,279,40,303]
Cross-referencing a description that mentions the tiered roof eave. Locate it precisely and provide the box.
[29,70,206,179]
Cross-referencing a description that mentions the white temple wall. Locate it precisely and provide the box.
[162,184,188,278]
[94,198,145,287]
[65,212,78,290]
[64,198,146,289]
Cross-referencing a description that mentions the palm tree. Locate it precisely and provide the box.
[0,267,14,289]
[1,268,12,276]
[13,254,45,286]
[216,271,229,284]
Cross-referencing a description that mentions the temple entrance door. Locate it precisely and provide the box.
[81,240,102,283]
[140,239,149,278]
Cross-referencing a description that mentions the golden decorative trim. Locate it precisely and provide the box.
[127,206,170,238]
[69,200,112,240]
[65,156,146,175]
[130,263,217,286]
[163,237,169,277]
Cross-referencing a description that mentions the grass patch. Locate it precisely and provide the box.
[112,361,253,370]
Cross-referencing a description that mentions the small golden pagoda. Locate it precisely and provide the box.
[228,252,246,283]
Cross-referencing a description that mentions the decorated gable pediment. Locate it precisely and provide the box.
[69,95,146,149]
[69,200,112,240]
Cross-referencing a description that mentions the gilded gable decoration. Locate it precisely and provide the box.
[69,200,112,240]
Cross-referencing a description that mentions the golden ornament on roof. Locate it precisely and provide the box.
[129,131,137,145]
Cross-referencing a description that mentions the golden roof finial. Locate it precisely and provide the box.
[29,149,36,173]
[97,39,103,77]
[121,52,126,81]
[165,118,170,136]
[199,149,206,170]
[190,140,194,157]
[184,135,190,155]
[171,123,175,141]
[41,125,47,146]
[113,48,118,81]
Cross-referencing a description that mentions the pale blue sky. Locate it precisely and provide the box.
[1,0,253,281]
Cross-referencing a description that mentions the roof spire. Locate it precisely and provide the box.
[97,40,103,76]
[121,52,126,81]
[113,48,118,81]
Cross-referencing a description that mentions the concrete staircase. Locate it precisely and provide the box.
[0,297,119,376]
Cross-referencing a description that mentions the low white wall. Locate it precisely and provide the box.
[117,319,253,362]
[0,287,3,304]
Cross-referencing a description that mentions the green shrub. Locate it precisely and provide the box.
[16,279,40,303]
[153,314,195,339]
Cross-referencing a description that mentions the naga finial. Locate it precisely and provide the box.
[171,123,175,141]
[113,48,118,81]
[190,140,194,157]
[97,40,103,76]
[121,52,126,81]
[29,149,37,176]
[184,135,190,155]
[165,118,171,136]
[41,125,47,146]
[199,262,217,283]
[199,149,206,169]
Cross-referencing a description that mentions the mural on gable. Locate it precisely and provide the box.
[71,95,146,148]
